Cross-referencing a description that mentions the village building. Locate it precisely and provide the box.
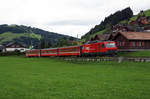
[91,34,111,41]
[5,42,26,52]
[130,16,150,26]
[144,25,150,32]
[111,32,150,51]
[112,24,145,32]
[0,45,6,52]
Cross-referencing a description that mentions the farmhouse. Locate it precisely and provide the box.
[112,25,135,32]
[111,32,150,51]
[144,25,150,32]
[130,16,150,26]
[91,34,111,41]
[6,42,26,52]
[0,45,6,52]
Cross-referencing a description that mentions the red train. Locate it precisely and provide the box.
[26,41,118,57]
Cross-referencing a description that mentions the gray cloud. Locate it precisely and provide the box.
[47,19,98,26]
[0,0,150,37]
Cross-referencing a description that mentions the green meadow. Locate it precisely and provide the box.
[0,56,150,99]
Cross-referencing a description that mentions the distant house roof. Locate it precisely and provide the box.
[144,25,150,30]
[0,45,5,50]
[6,42,25,48]
[93,34,111,41]
[116,32,150,40]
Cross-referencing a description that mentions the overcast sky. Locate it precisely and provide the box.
[0,0,150,38]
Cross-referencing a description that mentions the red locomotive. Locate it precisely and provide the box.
[26,41,117,57]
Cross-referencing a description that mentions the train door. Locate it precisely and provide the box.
[39,49,41,57]
[57,48,59,56]
[99,43,106,53]
[79,46,82,56]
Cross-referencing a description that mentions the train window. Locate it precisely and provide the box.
[99,44,101,50]
[65,49,68,52]
[105,43,116,48]
[76,48,78,51]
[101,44,105,48]
[74,48,76,51]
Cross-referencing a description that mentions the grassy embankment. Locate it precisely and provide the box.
[118,51,150,57]
[0,56,150,99]
[0,32,41,44]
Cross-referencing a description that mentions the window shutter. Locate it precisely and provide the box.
[130,42,133,46]
[142,41,145,47]
[123,42,125,46]
[136,41,139,47]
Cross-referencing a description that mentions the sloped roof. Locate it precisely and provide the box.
[120,32,150,40]
[94,34,111,41]
[0,45,5,49]
[6,42,25,47]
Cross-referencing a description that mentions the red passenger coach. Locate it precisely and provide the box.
[41,48,58,56]
[26,49,40,57]
[58,46,80,56]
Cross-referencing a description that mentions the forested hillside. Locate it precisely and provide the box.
[0,24,76,48]
[81,7,133,40]
[82,8,150,41]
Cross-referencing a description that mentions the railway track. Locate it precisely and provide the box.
[59,56,150,63]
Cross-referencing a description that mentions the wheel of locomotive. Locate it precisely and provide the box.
[89,53,92,57]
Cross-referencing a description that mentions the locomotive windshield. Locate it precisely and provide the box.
[105,43,116,48]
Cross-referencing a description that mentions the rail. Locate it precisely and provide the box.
[60,57,150,63]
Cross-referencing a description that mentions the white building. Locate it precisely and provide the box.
[0,45,6,52]
[6,42,26,52]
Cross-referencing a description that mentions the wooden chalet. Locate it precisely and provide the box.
[6,42,26,52]
[130,16,150,25]
[111,32,150,51]
[0,45,6,52]
[144,25,150,32]
[91,34,111,41]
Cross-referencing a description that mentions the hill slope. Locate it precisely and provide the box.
[81,7,133,40]
[82,8,150,41]
[0,24,76,47]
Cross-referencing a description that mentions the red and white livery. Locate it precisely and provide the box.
[26,41,118,57]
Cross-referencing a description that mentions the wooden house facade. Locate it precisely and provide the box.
[111,32,150,51]
[0,45,6,52]
[6,42,26,52]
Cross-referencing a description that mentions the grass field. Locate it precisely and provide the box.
[118,51,150,57]
[0,56,150,99]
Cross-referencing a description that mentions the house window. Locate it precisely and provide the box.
[133,42,136,47]
[16,45,20,48]
[142,41,145,46]
[101,44,105,48]
[120,42,122,46]
[12,45,15,47]
[122,42,125,46]
[139,41,142,47]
